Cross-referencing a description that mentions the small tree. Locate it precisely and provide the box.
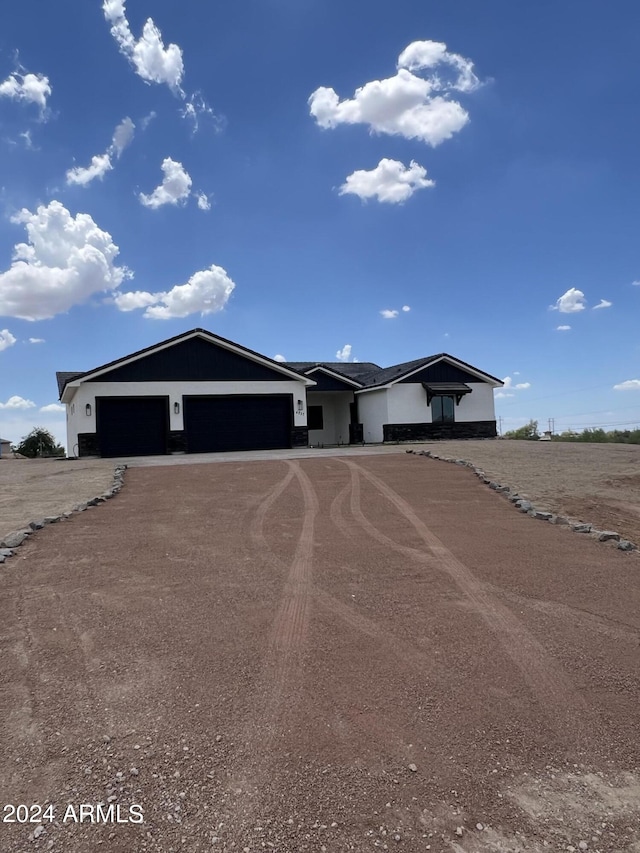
[504,419,540,440]
[16,427,65,458]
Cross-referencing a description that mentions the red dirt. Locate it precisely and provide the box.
[1,454,639,852]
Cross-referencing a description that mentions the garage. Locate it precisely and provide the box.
[184,395,292,453]
[96,397,169,458]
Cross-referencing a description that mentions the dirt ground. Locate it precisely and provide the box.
[423,440,640,546]
[0,458,114,539]
[1,455,639,852]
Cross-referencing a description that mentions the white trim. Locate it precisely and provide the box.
[65,329,315,390]
[304,365,363,388]
[355,354,503,393]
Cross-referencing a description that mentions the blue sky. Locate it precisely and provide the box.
[1,0,639,447]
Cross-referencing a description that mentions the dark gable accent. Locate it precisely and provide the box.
[306,371,357,392]
[399,361,485,385]
[87,336,289,383]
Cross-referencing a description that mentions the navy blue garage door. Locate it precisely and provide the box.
[96,397,169,457]
[184,395,292,453]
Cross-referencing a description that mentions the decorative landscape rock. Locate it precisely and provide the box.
[1,530,29,548]
[411,452,639,554]
[44,516,61,524]
[597,531,620,542]
[29,519,45,530]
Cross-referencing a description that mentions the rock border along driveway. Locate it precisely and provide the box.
[0,465,127,564]
[407,449,639,554]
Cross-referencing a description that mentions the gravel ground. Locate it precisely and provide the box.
[1,454,639,852]
[418,440,640,545]
[0,458,114,540]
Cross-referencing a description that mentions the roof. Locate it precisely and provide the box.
[56,331,502,397]
[56,328,314,397]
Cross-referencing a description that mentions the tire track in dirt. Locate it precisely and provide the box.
[341,460,592,746]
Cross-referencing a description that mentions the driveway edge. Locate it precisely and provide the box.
[0,464,128,564]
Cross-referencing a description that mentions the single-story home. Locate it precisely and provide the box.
[57,328,502,458]
[0,437,12,458]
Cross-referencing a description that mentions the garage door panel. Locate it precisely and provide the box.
[97,397,169,457]
[184,396,291,453]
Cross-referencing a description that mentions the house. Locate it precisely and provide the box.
[57,328,502,458]
[0,437,12,458]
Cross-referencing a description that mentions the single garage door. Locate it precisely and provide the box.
[184,395,292,453]
[96,397,169,457]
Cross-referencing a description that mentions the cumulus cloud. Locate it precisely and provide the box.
[340,159,434,204]
[494,391,514,399]
[196,192,212,211]
[613,379,640,391]
[66,153,113,187]
[502,376,531,391]
[0,395,35,410]
[556,325,571,331]
[380,309,399,319]
[551,287,586,313]
[0,201,128,321]
[592,299,612,310]
[40,403,65,413]
[114,264,235,320]
[103,0,184,95]
[139,158,192,209]
[66,117,135,188]
[0,69,51,115]
[309,39,479,146]
[273,354,286,363]
[402,305,411,312]
[336,344,352,361]
[0,329,17,351]
[28,337,45,343]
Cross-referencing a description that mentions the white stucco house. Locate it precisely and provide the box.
[57,329,502,458]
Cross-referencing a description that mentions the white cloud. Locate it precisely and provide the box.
[397,41,480,93]
[66,117,135,188]
[28,337,45,344]
[196,192,212,211]
[181,92,224,133]
[66,153,113,187]
[0,329,17,351]
[140,158,192,209]
[340,159,434,204]
[380,309,399,319]
[502,376,531,391]
[336,344,352,361]
[103,0,184,95]
[114,264,235,320]
[40,403,65,413]
[0,395,35,410]
[0,70,51,114]
[273,354,286,363]
[309,39,479,146]
[632,280,640,286]
[494,391,514,399]
[592,299,612,310]
[551,287,586,313]
[112,116,135,156]
[140,111,157,130]
[0,201,128,321]
[556,325,571,331]
[613,379,640,391]
[402,305,411,312]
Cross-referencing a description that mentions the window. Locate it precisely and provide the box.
[308,405,324,430]
[432,395,455,423]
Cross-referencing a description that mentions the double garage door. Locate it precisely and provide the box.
[96,395,292,457]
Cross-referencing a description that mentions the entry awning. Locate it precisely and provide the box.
[423,382,472,405]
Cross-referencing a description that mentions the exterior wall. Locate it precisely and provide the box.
[385,382,496,425]
[307,392,352,446]
[356,390,388,444]
[65,380,308,457]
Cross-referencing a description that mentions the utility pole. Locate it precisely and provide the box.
[498,416,503,436]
